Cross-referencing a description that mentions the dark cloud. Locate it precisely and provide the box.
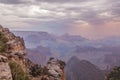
[100,0,120,22]
[0,0,25,4]
[110,1,120,17]
[80,9,105,25]
[65,7,83,12]
[0,0,119,29]
[36,0,91,3]
[0,0,95,4]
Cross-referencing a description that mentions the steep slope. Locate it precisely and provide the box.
[0,55,12,80]
[66,56,105,80]
[0,25,28,80]
[0,25,66,80]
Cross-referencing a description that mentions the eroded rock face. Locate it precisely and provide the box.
[46,58,66,80]
[0,55,12,80]
[0,25,66,80]
[0,25,25,55]
[0,55,8,62]
[25,58,66,80]
[0,25,26,80]
[8,37,25,53]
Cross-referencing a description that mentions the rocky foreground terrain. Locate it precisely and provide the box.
[0,25,66,80]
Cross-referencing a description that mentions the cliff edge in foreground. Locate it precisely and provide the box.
[0,25,66,80]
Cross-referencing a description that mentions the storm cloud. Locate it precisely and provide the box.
[0,0,25,4]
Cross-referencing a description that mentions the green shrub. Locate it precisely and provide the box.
[30,64,42,77]
[42,66,51,76]
[106,66,120,80]
[9,61,29,80]
[29,64,51,77]
[58,60,66,69]
[0,32,8,52]
[0,42,8,52]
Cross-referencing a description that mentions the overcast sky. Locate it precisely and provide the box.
[0,0,120,39]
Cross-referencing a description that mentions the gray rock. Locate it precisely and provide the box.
[47,58,65,80]
[0,55,8,62]
[0,60,12,80]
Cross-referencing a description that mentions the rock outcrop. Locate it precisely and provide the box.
[34,58,66,80]
[25,58,66,80]
[47,58,66,80]
[0,55,12,80]
[0,25,27,80]
[0,25,25,54]
[0,25,66,80]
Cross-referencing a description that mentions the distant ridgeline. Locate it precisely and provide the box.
[0,24,119,80]
[0,25,66,80]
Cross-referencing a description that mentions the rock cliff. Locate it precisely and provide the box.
[46,58,66,80]
[0,55,12,80]
[0,25,66,80]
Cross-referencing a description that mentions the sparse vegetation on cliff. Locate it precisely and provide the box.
[9,61,29,80]
[106,66,120,80]
[42,66,51,76]
[0,25,66,80]
[30,64,42,77]
[0,32,8,52]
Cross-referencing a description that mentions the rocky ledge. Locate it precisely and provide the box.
[0,25,66,80]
